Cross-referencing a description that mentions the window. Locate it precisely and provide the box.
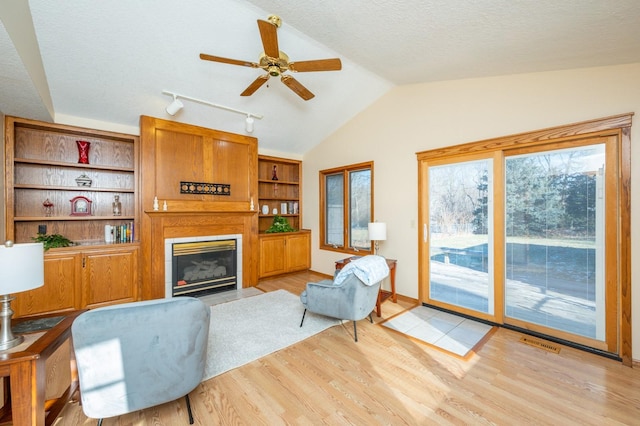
[320,162,373,254]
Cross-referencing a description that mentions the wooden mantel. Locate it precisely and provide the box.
[139,116,259,300]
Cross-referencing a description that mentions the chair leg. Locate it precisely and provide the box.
[97,419,103,426]
[300,309,307,327]
[353,320,358,342]
[368,313,373,323]
[186,394,194,424]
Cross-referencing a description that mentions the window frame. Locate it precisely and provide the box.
[319,161,374,255]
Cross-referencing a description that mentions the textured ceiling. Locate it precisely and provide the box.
[1,0,639,155]
[247,0,640,84]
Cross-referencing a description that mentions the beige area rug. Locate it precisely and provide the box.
[203,289,340,380]
[381,305,496,359]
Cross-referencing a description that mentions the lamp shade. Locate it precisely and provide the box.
[368,222,387,241]
[0,242,45,294]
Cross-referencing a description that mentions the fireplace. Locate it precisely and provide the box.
[165,234,243,298]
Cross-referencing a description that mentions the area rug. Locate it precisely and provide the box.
[381,305,496,359]
[203,289,340,380]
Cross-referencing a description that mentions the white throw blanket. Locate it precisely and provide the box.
[334,255,390,286]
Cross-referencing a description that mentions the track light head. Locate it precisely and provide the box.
[166,96,184,116]
[245,115,254,133]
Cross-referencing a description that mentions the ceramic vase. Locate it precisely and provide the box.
[76,140,91,164]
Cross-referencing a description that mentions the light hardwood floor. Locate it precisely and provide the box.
[55,271,640,425]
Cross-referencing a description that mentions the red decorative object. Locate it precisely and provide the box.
[42,198,54,217]
[76,140,91,164]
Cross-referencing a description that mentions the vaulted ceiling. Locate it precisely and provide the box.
[1,0,639,154]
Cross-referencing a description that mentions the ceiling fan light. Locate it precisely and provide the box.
[268,65,280,77]
[245,115,254,133]
[166,97,184,116]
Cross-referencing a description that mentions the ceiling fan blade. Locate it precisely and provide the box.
[281,75,315,101]
[241,75,270,96]
[200,53,258,68]
[257,19,279,58]
[288,58,342,72]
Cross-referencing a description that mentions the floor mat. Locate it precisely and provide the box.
[381,305,495,359]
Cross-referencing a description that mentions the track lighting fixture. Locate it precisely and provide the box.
[162,91,263,133]
[245,115,254,133]
[165,95,184,116]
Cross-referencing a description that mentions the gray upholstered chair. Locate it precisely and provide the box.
[299,255,390,341]
[71,297,210,426]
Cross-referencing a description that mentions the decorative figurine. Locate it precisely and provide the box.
[43,198,54,217]
[271,165,278,181]
[163,200,168,211]
[153,196,159,211]
[112,195,122,216]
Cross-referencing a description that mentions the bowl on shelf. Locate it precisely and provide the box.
[75,173,93,187]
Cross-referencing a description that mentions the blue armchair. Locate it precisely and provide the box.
[299,255,390,341]
[71,297,210,425]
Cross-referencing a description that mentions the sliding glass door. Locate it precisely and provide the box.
[504,144,606,341]
[427,157,495,318]
[418,124,626,356]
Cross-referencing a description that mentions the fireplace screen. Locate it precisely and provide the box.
[172,239,237,297]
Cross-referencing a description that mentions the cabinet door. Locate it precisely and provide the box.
[13,252,81,318]
[82,247,138,309]
[286,233,310,272]
[259,236,286,278]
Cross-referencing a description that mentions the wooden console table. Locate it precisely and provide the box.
[0,310,85,426]
[335,256,397,317]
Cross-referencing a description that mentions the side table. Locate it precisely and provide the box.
[0,310,85,426]
[335,256,397,317]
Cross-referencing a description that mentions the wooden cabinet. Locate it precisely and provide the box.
[5,116,141,317]
[4,116,139,244]
[257,155,309,278]
[13,246,139,318]
[258,155,301,233]
[81,246,139,308]
[258,230,311,278]
[13,251,81,317]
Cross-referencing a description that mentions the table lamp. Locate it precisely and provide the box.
[368,222,387,255]
[0,241,45,350]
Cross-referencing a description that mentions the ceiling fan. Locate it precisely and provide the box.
[200,15,342,101]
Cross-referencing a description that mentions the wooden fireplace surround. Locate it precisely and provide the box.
[139,116,259,300]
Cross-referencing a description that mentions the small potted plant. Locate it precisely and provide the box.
[265,215,296,233]
[32,233,75,251]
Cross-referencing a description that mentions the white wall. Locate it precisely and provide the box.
[302,63,640,360]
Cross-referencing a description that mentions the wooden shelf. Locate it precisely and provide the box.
[5,115,140,244]
[259,213,299,216]
[257,179,298,185]
[14,184,134,193]
[14,215,136,222]
[258,155,302,233]
[260,199,299,203]
[14,157,134,172]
